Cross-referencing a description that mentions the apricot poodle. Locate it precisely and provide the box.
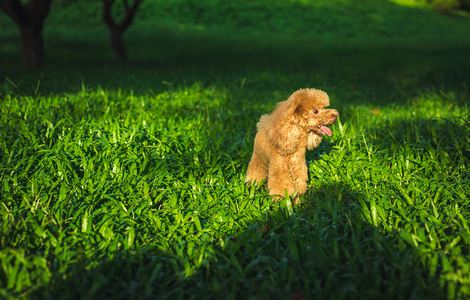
[246,88,338,197]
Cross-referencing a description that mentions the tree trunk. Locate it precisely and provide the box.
[110,29,126,60]
[20,25,45,68]
[0,0,52,68]
[102,0,142,60]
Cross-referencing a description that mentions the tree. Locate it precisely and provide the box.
[102,0,142,60]
[0,0,52,68]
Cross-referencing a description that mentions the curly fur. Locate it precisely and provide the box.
[246,88,339,197]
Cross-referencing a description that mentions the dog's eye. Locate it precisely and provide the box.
[313,109,319,114]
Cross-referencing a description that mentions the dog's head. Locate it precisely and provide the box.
[290,88,338,137]
[263,88,338,155]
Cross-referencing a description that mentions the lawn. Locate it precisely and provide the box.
[0,0,469,299]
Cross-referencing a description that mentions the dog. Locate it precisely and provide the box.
[246,88,338,197]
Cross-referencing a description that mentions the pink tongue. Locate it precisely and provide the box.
[320,126,332,136]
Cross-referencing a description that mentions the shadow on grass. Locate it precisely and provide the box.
[1,0,470,104]
[2,36,469,107]
[33,184,445,299]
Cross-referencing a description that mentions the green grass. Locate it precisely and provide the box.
[1,0,469,299]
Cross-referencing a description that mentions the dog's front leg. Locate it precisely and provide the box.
[267,155,307,197]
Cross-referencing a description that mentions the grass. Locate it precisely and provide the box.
[0,0,469,299]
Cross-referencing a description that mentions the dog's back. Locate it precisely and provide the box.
[256,100,289,132]
[256,114,270,132]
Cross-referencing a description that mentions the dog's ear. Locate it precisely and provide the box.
[266,119,302,155]
[293,102,308,116]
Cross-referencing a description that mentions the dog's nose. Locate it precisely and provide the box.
[330,110,339,122]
